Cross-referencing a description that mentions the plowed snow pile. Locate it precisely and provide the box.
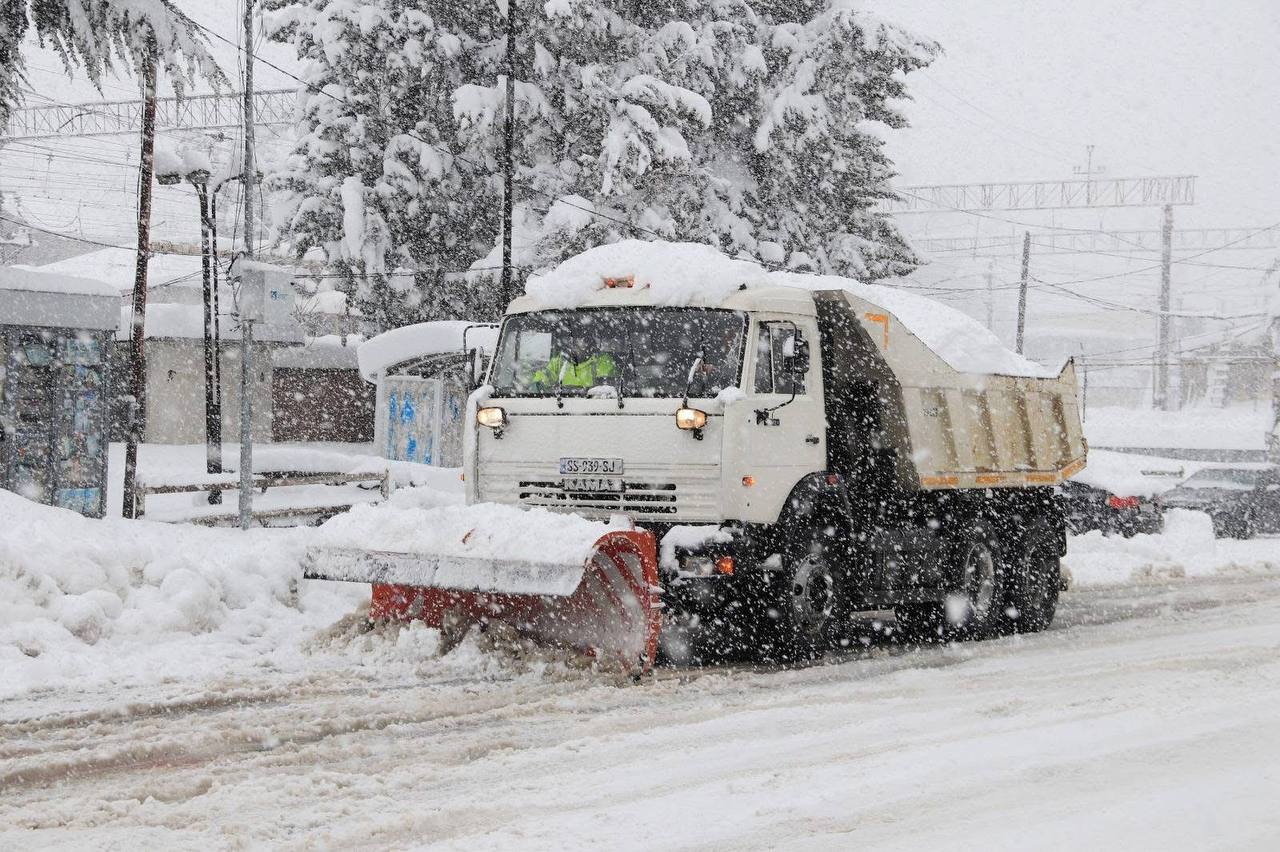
[0,490,348,699]
[0,486,623,699]
[1064,508,1280,586]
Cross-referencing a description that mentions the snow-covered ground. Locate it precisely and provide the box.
[3,476,1280,847]
[3,558,1278,849]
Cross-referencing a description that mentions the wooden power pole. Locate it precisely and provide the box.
[121,42,159,519]
[1015,231,1031,355]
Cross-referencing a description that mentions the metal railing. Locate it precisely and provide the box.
[132,468,391,526]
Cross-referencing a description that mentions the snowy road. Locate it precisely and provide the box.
[3,570,1279,850]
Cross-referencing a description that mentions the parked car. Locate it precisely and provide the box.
[1160,465,1280,539]
[1060,479,1164,538]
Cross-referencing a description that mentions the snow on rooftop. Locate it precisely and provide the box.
[273,335,363,369]
[526,240,1057,378]
[22,248,204,294]
[357,321,500,382]
[0,265,118,299]
[116,304,304,344]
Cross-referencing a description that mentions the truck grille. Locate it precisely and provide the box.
[518,479,678,515]
[479,463,720,521]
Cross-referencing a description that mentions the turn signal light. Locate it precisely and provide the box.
[476,406,508,429]
[716,556,735,576]
[675,407,707,431]
[741,475,755,487]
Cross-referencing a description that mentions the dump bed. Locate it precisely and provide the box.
[815,290,1086,493]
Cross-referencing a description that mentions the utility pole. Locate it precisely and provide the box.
[1015,231,1030,355]
[196,180,222,503]
[238,0,257,529]
[121,41,158,519]
[984,258,995,333]
[1155,203,1174,411]
[500,0,517,307]
[1079,346,1088,416]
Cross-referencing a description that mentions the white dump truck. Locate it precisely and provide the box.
[305,242,1086,669]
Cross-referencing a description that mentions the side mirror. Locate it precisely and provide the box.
[783,335,810,375]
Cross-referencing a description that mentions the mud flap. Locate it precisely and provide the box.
[304,530,662,674]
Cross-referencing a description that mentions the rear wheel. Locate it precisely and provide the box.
[896,521,1004,642]
[1003,520,1060,634]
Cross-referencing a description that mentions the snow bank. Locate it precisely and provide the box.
[357,320,500,381]
[1065,509,1280,587]
[0,490,319,698]
[314,496,628,567]
[525,241,1055,377]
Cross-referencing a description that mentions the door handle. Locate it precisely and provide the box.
[805,435,821,445]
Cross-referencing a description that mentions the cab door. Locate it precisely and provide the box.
[731,315,826,521]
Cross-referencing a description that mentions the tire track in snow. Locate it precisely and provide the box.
[2,571,1277,804]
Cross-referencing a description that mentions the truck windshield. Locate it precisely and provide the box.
[489,308,746,399]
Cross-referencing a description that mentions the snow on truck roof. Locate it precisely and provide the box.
[357,320,500,382]
[520,240,1058,378]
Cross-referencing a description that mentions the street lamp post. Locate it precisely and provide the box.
[158,166,221,502]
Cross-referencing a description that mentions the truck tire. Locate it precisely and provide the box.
[754,526,843,661]
[1002,520,1060,634]
[895,521,1004,642]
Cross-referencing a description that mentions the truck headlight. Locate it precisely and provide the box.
[675,407,707,431]
[476,406,508,429]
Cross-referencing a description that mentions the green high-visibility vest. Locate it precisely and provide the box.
[533,353,617,389]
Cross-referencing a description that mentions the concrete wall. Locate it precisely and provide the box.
[142,340,275,444]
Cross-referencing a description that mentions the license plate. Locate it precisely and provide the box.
[563,477,621,493]
[559,457,623,475]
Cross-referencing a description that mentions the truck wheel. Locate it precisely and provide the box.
[1003,521,1060,634]
[895,522,1004,642]
[755,528,842,661]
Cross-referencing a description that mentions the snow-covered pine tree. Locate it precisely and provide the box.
[266,0,938,329]
[266,0,512,327]
[1,1,219,123]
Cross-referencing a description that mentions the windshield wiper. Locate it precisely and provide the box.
[615,338,637,410]
[554,350,574,409]
[681,346,706,406]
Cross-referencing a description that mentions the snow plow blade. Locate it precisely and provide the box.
[303,530,661,674]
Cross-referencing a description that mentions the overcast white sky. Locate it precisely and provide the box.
[10,0,1278,298]
[867,0,1280,230]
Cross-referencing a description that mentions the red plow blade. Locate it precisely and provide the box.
[309,530,662,674]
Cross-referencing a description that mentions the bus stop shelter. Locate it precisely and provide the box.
[0,267,117,517]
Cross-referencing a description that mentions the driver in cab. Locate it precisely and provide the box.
[531,340,617,391]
